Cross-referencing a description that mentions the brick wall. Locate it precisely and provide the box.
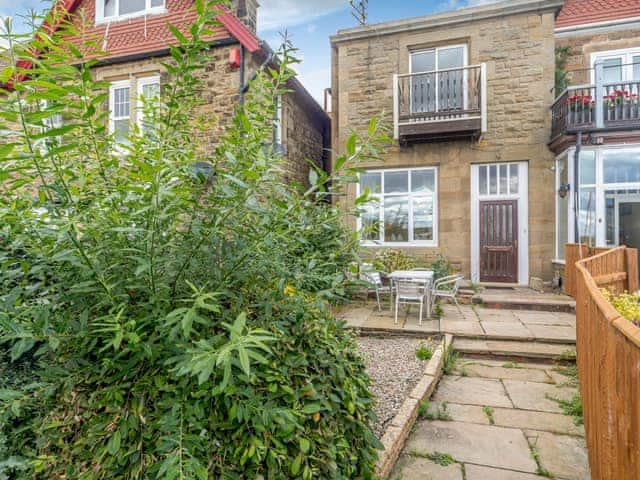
[332,6,558,281]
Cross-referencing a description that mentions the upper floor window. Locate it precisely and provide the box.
[97,0,165,23]
[591,47,640,84]
[109,80,131,147]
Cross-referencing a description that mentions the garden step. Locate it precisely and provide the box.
[472,295,575,313]
[453,338,575,362]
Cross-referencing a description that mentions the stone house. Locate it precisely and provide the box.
[331,0,640,286]
[19,0,330,187]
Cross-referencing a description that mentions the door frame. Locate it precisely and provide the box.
[610,194,640,247]
[471,161,529,285]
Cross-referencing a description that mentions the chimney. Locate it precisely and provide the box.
[234,0,259,33]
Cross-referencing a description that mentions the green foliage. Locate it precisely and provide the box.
[419,401,452,422]
[425,452,456,467]
[442,345,459,375]
[482,406,495,425]
[0,5,390,479]
[373,249,415,274]
[429,254,453,281]
[415,343,433,361]
[601,289,640,327]
[555,46,572,97]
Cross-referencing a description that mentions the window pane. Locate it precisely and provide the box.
[104,0,116,16]
[413,196,434,241]
[603,149,640,184]
[509,164,519,194]
[360,202,380,241]
[499,164,508,195]
[151,0,164,6]
[142,82,160,99]
[602,58,622,84]
[605,188,640,248]
[114,119,129,144]
[578,186,596,246]
[489,165,497,194]
[411,50,435,74]
[360,172,381,194]
[384,171,408,193]
[411,169,435,193]
[579,150,596,185]
[633,56,640,81]
[479,166,487,195]
[114,87,130,118]
[120,0,146,15]
[438,46,465,70]
[384,195,409,242]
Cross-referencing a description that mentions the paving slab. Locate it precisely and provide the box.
[404,317,440,333]
[433,377,513,408]
[441,320,484,336]
[492,407,585,436]
[464,464,543,480]
[526,324,576,342]
[480,321,534,340]
[427,402,490,425]
[475,308,521,322]
[406,421,538,473]
[457,359,552,371]
[454,338,576,360]
[455,362,553,383]
[391,455,463,480]
[514,311,574,326]
[526,431,591,480]
[503,380,577,414]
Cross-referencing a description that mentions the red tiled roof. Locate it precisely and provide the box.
[556,0,640,28]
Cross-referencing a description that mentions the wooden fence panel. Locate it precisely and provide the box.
[575,246,640,480]
[565,243,590,297]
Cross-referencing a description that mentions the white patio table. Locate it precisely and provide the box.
[388,270,434,319]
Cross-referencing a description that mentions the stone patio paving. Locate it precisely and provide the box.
[391,358,590,480]
[338,302,577,344]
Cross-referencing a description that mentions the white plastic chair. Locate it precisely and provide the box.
[361,269,394,311]
[394,279,427,325]
[431,274,465,313]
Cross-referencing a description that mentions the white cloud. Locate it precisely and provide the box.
[258,0,348,32]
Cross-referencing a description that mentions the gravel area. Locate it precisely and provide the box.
[356,335,438,438]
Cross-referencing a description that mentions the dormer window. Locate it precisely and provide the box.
[97,0,165,23]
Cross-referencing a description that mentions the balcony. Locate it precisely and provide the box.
[551,80,640,141]
[393,64,487,144]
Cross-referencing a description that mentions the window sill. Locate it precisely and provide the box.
[552,259,566,265]
[360,242,438,248]
[96,8,167,25]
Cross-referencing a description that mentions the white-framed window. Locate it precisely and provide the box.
[96,0,165,24]
[274,96,283,146]
[358,167,438,246]
[591,47,640,84]
[137,76,161,136]
[477,163,519,197]
[109,80,131,147]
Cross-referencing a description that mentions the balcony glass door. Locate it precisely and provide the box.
[410,45,466,116]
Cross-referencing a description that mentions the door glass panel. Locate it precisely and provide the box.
[384,171,408,193]
[384,196,409,242]
[411,51,436,114]
[438,47,464,70]
[603,149,640,184]
[509,164,519,194]
[578,186,596,246]
[411,170,435,193]
[579,150,596,185]
[605,189,640,248]
[602,58,622,84]
[360,172,381,194]
[438,47,465,112]
[413,197,434,241]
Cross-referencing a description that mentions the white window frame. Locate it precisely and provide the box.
[357,167,439,247]
[590,47,640,83]
[137,75,161,133]
[274,96,283,146]
[109,79,131,147]
[96,0,166,24]
[554,151,571,263]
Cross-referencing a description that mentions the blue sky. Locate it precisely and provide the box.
[1,0,499,102]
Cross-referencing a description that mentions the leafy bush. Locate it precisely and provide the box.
[430,254,454,281]
[601,289,640,327]
[0,4,389,479]
[373,249,415,274]
[415,343,433,360]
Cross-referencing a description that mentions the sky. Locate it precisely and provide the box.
[0,0,501,103]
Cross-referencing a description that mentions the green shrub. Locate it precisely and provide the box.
[601,289,640,327]
[0,5,389,479]
[373,249,415,274]
[430,254,454,281]
[415,343,433,361]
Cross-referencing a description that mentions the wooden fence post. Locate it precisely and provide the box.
[626,248,639,293]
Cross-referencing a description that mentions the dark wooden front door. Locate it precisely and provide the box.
[480,200,518,283]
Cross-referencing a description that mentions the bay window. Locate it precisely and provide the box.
[358,167,438,246]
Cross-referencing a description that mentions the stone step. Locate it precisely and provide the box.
[472,295,575,313]
[453,337,576,362]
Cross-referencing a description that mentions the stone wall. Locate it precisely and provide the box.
[557,28,640,85]
[332,6,558,281]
